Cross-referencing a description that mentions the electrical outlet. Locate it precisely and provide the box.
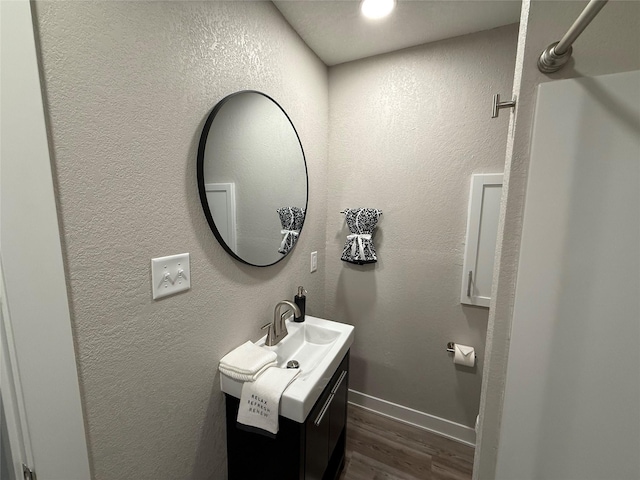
[151,253,191,299]
[310,251,318,273]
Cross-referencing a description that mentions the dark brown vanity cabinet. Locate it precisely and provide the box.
[225,351,349,480]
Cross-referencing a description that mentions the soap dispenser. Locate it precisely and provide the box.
[294,286,306,322]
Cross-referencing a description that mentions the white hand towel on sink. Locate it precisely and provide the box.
[219,361,277,382]
[219,341,277,377]
[237,366,300,435]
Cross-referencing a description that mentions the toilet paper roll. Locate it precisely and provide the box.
[454,344,475,367]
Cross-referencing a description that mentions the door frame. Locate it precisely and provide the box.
[1,0,92,478]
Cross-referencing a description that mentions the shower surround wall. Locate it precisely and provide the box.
[34,2,327,479]
[326,24,518,430]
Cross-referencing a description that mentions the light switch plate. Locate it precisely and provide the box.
[151,253,190,300]
[310,251,318,273]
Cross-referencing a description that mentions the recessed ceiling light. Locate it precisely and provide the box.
[361,0,395,20]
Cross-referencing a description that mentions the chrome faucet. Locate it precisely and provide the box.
[262,300,301,347]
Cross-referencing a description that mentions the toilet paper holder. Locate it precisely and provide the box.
[446,342,477,359]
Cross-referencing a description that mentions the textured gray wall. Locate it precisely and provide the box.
[34,2,327,479]
[475,1,640,478]
[325,24,518,428]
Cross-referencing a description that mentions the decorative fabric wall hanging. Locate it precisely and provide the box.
[277,207,305,254]
[340,208,382,265]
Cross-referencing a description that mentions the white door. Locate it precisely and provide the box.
[2,265,35,480]
[1,1,92,478]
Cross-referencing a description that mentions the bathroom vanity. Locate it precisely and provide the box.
[220,316,354,479]
[225,351,349,480]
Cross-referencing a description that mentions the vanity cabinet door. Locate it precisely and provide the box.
[328,366,348,456]
[305,388,330,480]
[304,352,350,480]
[225,351,350,480]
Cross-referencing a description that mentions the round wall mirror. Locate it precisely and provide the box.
[197,91,308,266]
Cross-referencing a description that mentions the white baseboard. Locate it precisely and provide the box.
[348,389,476,447]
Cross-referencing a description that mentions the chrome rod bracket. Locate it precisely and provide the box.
[538,41,573,74]
[537,0,608,74]
[492,94,516,118]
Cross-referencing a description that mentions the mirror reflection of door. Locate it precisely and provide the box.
[205,183,237,252]
[197,91,308,267]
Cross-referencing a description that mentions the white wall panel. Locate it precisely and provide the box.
[496,70,640,480]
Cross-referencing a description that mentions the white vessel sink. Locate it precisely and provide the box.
[219,315,354,423]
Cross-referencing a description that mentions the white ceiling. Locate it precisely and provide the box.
[273,0,522,66]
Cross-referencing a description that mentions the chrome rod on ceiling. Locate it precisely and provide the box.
[538,0,608,74]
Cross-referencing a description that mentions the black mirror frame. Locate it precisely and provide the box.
[196,90,309,267]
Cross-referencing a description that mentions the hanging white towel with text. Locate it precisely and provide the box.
[236,367,300,435]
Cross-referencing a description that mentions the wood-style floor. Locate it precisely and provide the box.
[338,404,474,480]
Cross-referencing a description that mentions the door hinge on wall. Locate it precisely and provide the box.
[22,464,37,480]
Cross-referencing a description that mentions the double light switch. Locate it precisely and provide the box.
[151,253,190,299]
